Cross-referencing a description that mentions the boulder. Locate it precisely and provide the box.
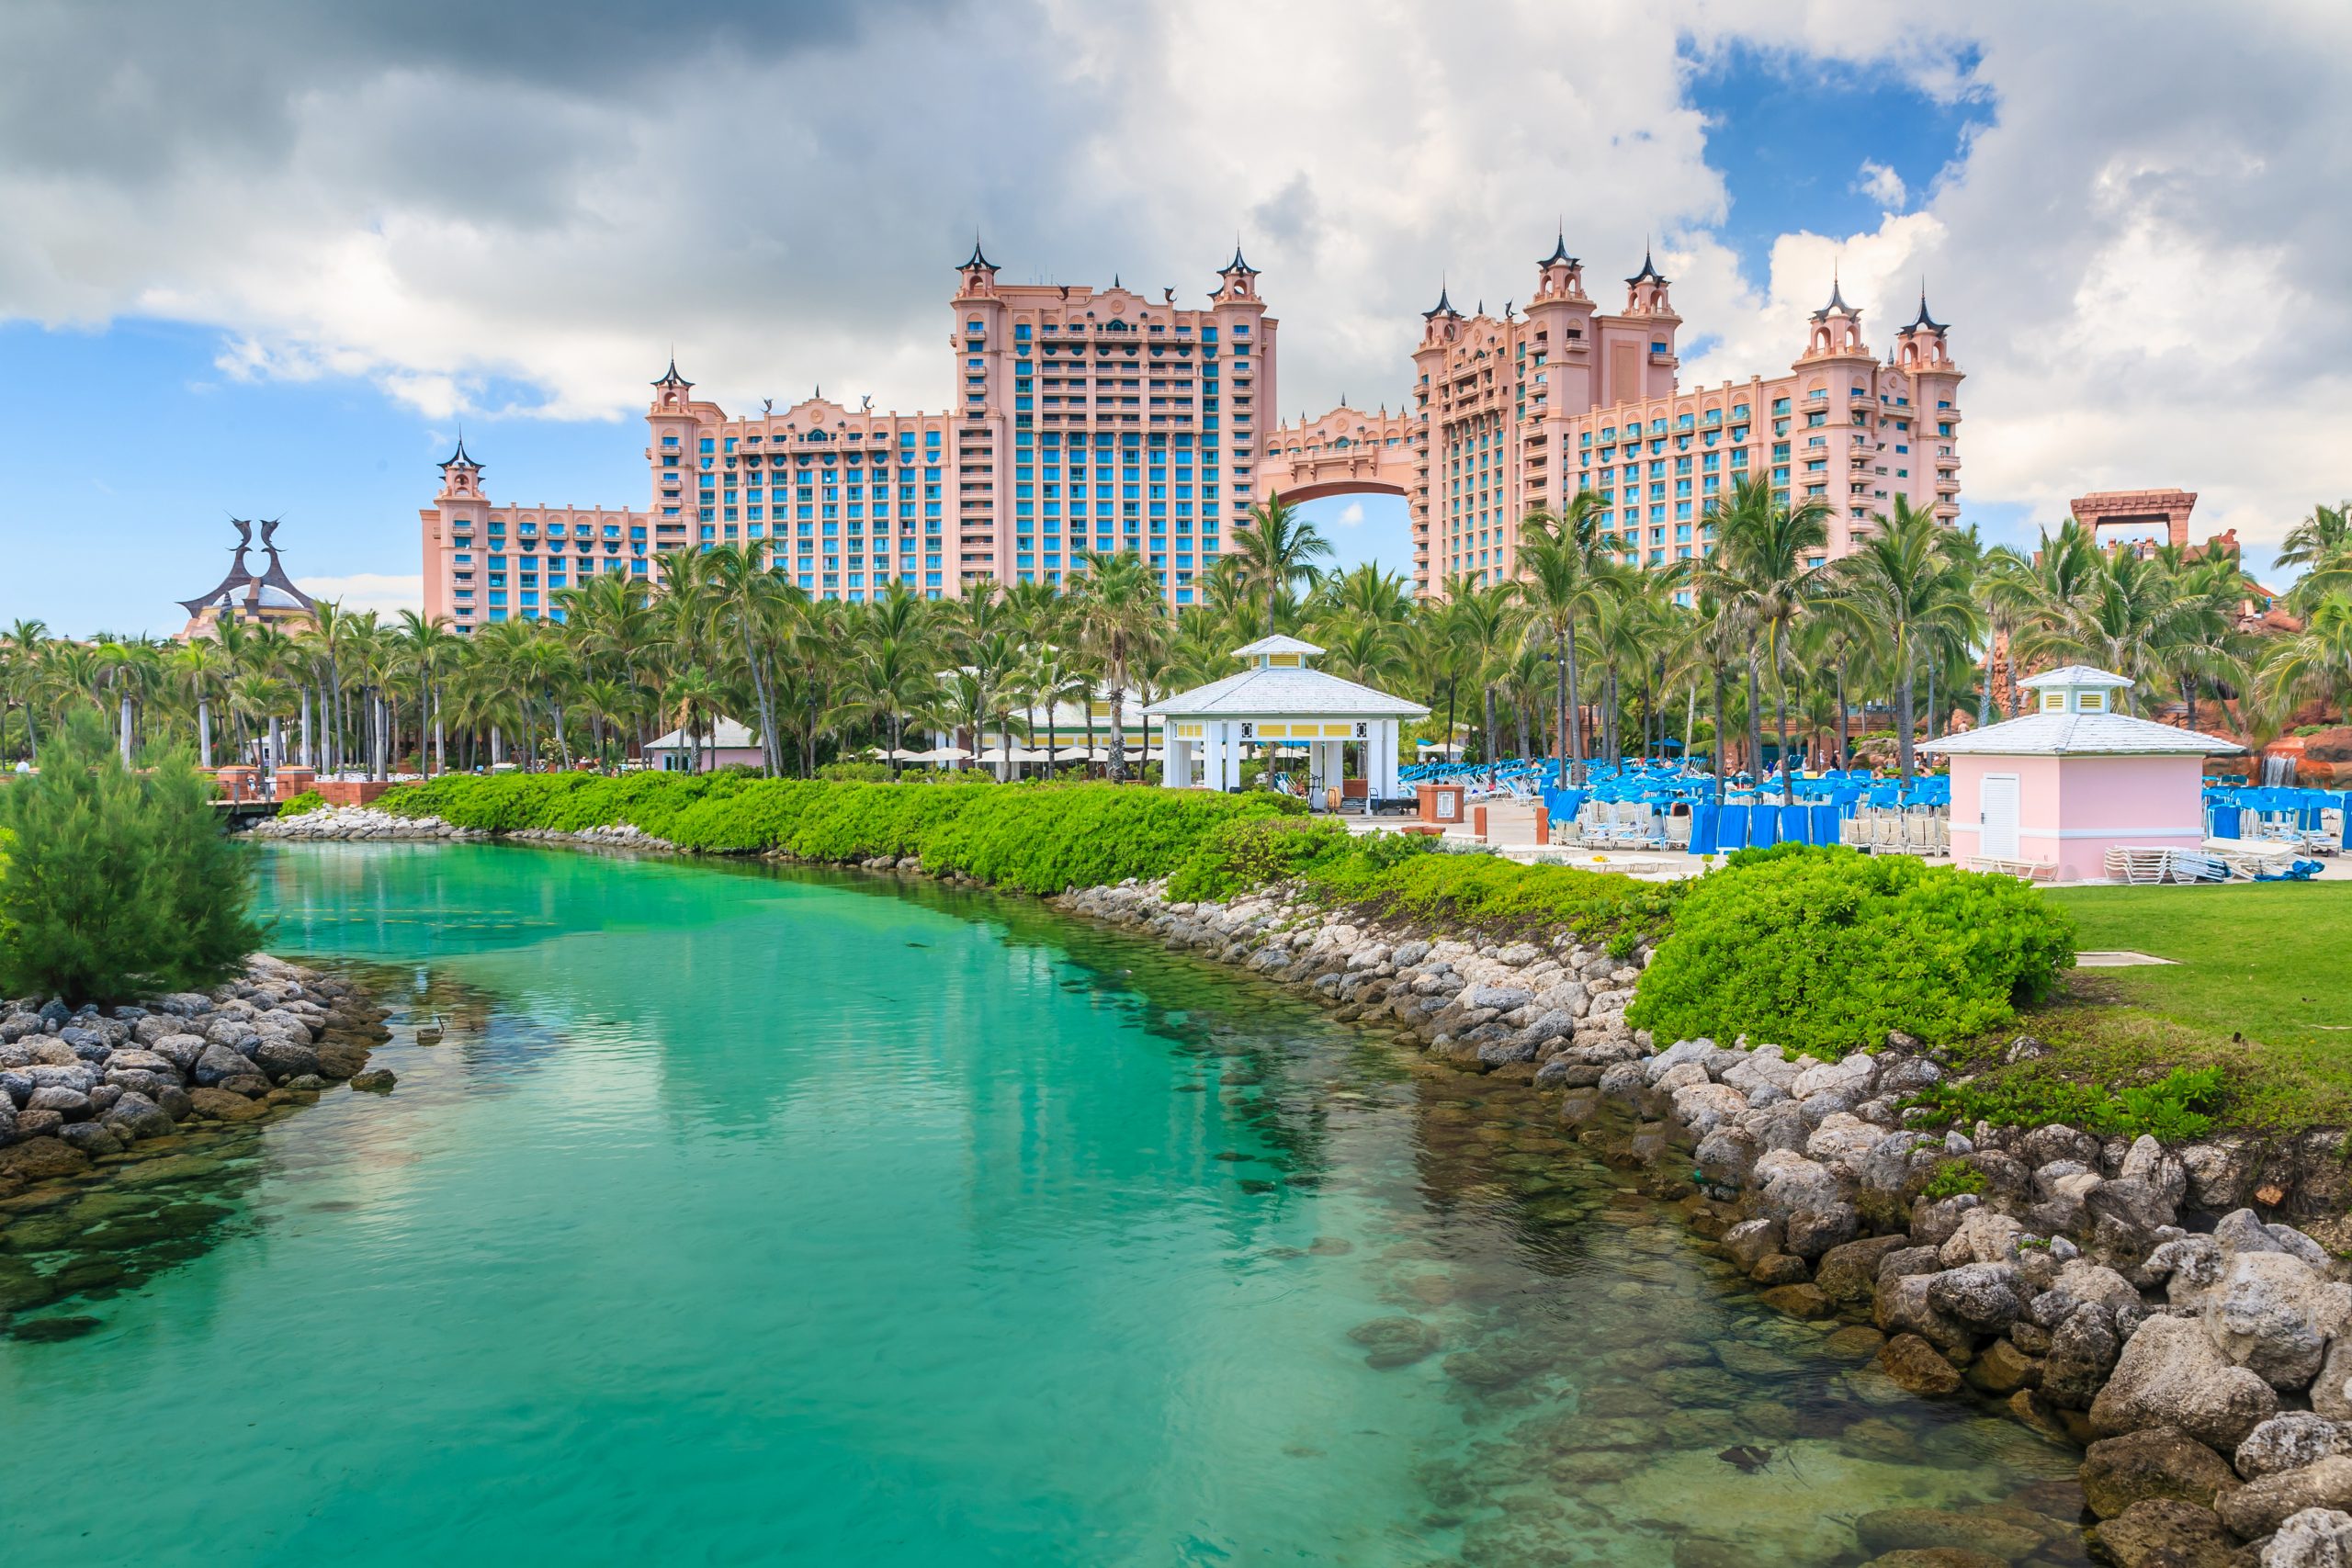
[251,1037,322,1083]
[1852,1506,2047,1562]
[191,1043,254,1088]
[1877,1333,1963,1396]
[1964,1337,2041,1395]
[1671,1081,1750,1136]
[1876,1272,1979,1353]
[349,1069,396,1093]
[2315,1339,2352,1422]
[148,1033,209,1073]
[1787,1203,1860,1259]
[2265,1508,2352,1567]
[99,1090,175,1142]
[2222,1458,2352,1540]
[1694,1125,1760,1187]
[57,1120,121,1156]
[1816,1235,1917,1303]
[2092,1314,2280,1451]
[2240,1416,2352,1482]
[1807,1111,1885,1168]
[2205,1250,2349,1391]
[0,1135,88,1179]
[2080,1427,2244,1517]
[1928,1262,2026,1331]
[1939,1207,2025,1268]
[1722,1219,1783,1273]
[2087,1498,2233,1568]
[184,1087,269,1122]
[1856,1551,2007,1568]
[2041,1297,2135,1410]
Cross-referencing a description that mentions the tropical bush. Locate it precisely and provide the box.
[276,790,326,817]
[1624,844,2075,1057]
[0,711,266,1002]
[1166,815,1356,902]
[379,773,1302,895]
[1905,1063,2224,1141]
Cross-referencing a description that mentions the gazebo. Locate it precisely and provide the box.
[1918,665,2242,882]
[1145,635,1428,806]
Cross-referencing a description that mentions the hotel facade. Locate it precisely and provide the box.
[421,244,1276,627]
[1265,237,1964,597]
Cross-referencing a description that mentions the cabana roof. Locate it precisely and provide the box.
[1918,713,2240,758]
[1147,637,1430,722]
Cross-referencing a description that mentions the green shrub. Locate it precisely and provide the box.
[1920,1158,1987,1201]
[374,773,1302,895]
[1304,846,1682,948]
[276,790,326,818]
[1166,815,1356,901]
[1623,845,2075,1057]
[0,711,266,1002]
[1905,1063,2223,1141]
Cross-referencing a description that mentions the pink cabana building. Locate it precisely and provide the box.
[1918,666,2241,884]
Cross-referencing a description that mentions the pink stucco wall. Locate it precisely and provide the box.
[1949,752,2206,883]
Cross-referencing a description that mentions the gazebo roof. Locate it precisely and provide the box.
[2018,665,2133,690]
[1230,634,1325,660]
[1918,714,2240,759]
[1146,666,1428,721]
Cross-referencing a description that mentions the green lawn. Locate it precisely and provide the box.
[2002,883,2352,1131]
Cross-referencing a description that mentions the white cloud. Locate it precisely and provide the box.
[296,573,422,618]
[1855,160,1908,210]
[1337,501,1366,527]
[3,0,2349,585]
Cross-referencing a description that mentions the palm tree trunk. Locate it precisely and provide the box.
[1896,638,1917,783]
[1553,632,1570,790]
[1835,654,1851,771]
[435,690,447,773]
[1773,631,1793,805]
[1482,682,1499,785]
[1711,664,1730,802]
[1925,660,1938,743]
[198,697,213,770]
[1744,655,1765,785]
[1562,626,1586,784]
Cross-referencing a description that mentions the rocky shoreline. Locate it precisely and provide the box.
[1056,876,2352,1568]
[252,805,672,852]
[0,955,393,1209]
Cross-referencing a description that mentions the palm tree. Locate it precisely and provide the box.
[4,618,50,764]
[1443,576,1521,784]
[1229,498,1332,637]
[1067,550,1162,781]
[2256,596,2352,725]
[170,637,230,768]
[1515,492,1627,786]
[1701,479,1832,801]
[1830,497,1976,781]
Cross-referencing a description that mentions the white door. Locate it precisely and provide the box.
[1980,773,2020,861]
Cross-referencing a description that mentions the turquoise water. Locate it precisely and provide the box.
[0,845,2085,1566]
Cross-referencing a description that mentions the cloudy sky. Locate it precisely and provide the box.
[4,0,2347,636]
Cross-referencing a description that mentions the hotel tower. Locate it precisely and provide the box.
[1266,236,1963,598]
[422,243,1276,628]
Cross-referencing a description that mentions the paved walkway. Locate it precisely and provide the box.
[1337,801,2350,886]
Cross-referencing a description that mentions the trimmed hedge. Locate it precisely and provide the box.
[379,773,1302,895]
[1623,844,2075,1057]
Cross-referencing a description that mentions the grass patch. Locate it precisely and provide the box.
[1903,883,2352,1136]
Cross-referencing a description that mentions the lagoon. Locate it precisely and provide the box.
[0,844,2083,1565]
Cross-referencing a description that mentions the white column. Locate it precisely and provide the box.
[1375,721,1399,800]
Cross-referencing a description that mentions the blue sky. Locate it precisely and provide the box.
[2,6,2335,636]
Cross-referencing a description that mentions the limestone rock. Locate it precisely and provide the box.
[2092,1314,2280,1451]
[2240,1416,2352,1482]
[1816,1234,1917,1303]
[2265,1508,2352,1567]
[1852,1505,2047,1562]
[2081,1426,2244,1517]
[185,1087,269,1122]
[1879,1333,1962,1396]
[2222,1458,2352,1541]
[1928,1261,2026,1331]
[2087,1498,2233,1568]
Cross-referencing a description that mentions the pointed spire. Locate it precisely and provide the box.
[960,232,995,270]
[1625,241,1666,286]
[651,356,691,389]
[1540,225,1577,267]
[1221,235,1257,275]
[1421,279,1461,321]
[1113,272,1121,290]
[1813,263,1857,320]
[438,431,482,471]
[1906,282,1946,333]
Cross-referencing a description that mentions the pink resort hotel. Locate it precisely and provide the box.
[421,244,1276,626]
[1269,237,1964,597]
[420,232,1961,626]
